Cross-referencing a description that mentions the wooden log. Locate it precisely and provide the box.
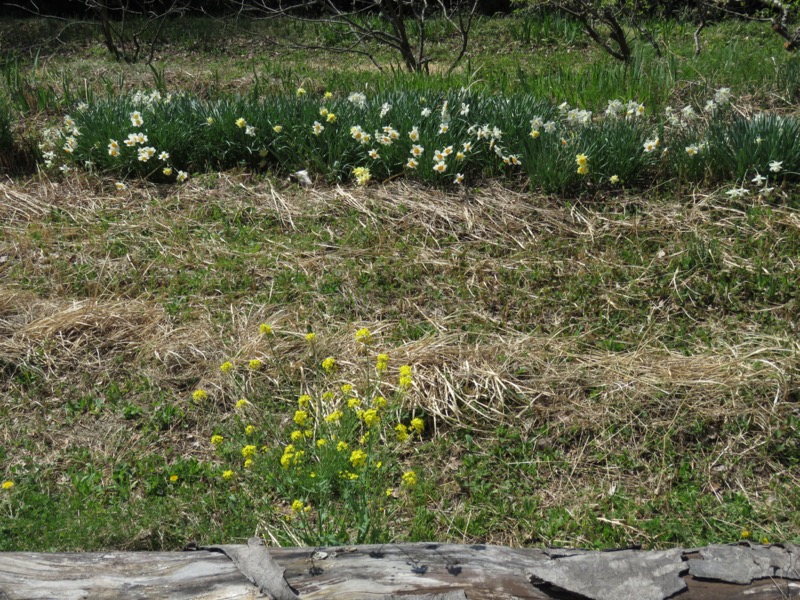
[1,541,798,600]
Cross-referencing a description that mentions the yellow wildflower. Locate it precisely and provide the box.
[341,384,353,394]
[350,449,368,468]
[296,87,306,97]
[326,112,337,123]
[298,395,311,408]
[163,167,173,176]
[272,125,283,134]
[352,166,371,186]
[293,410,309,427]
[325,410,343,423]
[410,417,424,435]
[220,361,234,373]
[373,396,387,408]
[291,430,304,442]
[395,423,409,442]
[245,425,256,436]
[347,398,360,409]
[355,327,372,344]
[241,445,257,459]
[740,530,751,539]
[401,470,418,487]
[337,441,349,452]
[361,408,380,427]
[305,332,316,342]
[376,354,389,372]
[211,434,224,445]
[2,481,14,490]
[169,475,178,482]
[248,358,262,370]
[324,91,333,99]
[235,399,249,409]
[192,389,208,402]
[259,323,273,335]
[244,459,253,468]
[236,118,247,129]
[322,357,336,373]
[222,470,234,480]
[317,439,327,447]
[291,499,305,513]
[280,445,295,468]
[385,488,394,497]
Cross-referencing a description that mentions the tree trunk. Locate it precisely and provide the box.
[0,540,798,599]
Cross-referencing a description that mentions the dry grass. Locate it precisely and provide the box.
[1,172,798,549]
[1,175,796,418]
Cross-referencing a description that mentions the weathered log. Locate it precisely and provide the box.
[1,541,798,599]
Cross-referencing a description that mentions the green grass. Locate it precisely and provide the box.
[1,12,799,552]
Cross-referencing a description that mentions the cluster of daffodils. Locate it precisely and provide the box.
[202,324,423,541]
[42,84,798,194]
[664,87,733,129]
[37,113,85,174]
[107,109,187,185]
[726,165,782,198]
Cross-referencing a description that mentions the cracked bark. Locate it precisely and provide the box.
[0,541,798,599]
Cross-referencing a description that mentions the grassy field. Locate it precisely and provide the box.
[0,12,799,551]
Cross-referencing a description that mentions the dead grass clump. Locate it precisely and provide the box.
[0,286,165,373]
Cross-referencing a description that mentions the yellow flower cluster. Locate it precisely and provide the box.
[259,323,273,335]
[352,167,371,186]
[360,408,380,427]
[375,354,389,373]
[401,470,418,487]
[1,481,14,490]
[281,444,304,468]
[322,357,336,373]
[220,361,234,373]
[355,327,372,344]
[399,365,413,389]
[211,434,224,445]
[395,417,424,441]
[248,359,262,370]
[349,449,368,468]
[325,410,343,423]
[395,423,409,442]
[293,410,309,426]
[576,153,589,175]
[192,389,208,402]
[241,445,257,459]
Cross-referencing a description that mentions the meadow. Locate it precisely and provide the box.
[0,11,798,551]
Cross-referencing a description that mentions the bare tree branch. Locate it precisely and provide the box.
[222,0,479,73]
